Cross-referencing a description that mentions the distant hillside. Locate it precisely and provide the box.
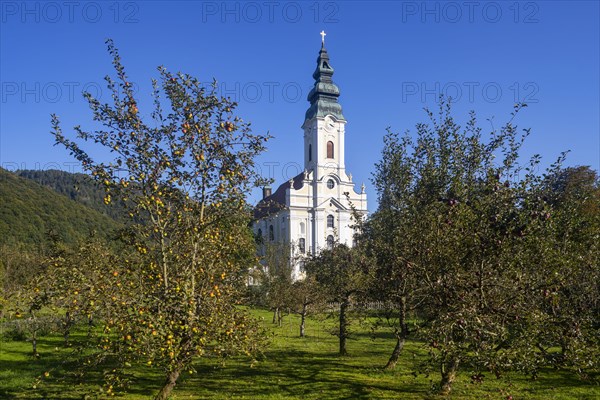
[0,168,120,247]
[16,169,126,221]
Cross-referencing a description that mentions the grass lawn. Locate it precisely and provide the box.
[1,308,598,399]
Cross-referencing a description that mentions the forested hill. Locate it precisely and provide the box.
[16,169,126,221]
[0,168,120,247]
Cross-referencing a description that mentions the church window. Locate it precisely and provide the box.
[299,238,306,254]
[327,141,334,159]
[257,228,263,241]
[269,225,274,241]
[327,179,335,189]
[309,144,312,162]
[327,214,334,228]
[326,235,334,249]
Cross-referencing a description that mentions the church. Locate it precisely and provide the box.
[253,33,367,280]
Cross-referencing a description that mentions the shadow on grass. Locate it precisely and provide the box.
[177,345,425,399]
[2,314,598,400]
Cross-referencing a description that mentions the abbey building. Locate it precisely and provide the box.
[253,37,367,280]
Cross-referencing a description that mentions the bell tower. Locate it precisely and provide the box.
[302,33,347,181]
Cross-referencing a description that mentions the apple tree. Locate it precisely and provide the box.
[370,99,577,394]
[304,242,373,356]
[251,240,295,326]
[50,39,269,399]
[361,196,424,370]
[521,166,600,377]
[290,274,326,338]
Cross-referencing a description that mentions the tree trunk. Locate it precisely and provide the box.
[339,297,350,356]
[384,297,409,370]
[439,357,460,395]
[272,307,278,324]
[299,303,307,338]
[384,335,405,370]
[154,368,181,400]
[31,329,39,358]
[63,311,72,346]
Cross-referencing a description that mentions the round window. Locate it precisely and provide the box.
[327,179,335,189]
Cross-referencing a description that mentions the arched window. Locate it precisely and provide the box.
[269,225,274,241]
[257,228,263,242]
[327,179,335,189]
[308,144,312,162]
[298,238,306,254]
[326,235,334,249]
[327,214,334,228]
[326,141,334,159]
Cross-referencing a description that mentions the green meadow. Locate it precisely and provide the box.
[1,309,598,399]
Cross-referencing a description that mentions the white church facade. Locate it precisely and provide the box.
[253,35,367,280]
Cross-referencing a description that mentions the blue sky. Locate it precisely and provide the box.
[1,1,599,211]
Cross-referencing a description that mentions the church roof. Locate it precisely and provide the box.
[253,171,306,220]
[303,43,345,124]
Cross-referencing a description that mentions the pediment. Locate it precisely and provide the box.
[317,197,348,211]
